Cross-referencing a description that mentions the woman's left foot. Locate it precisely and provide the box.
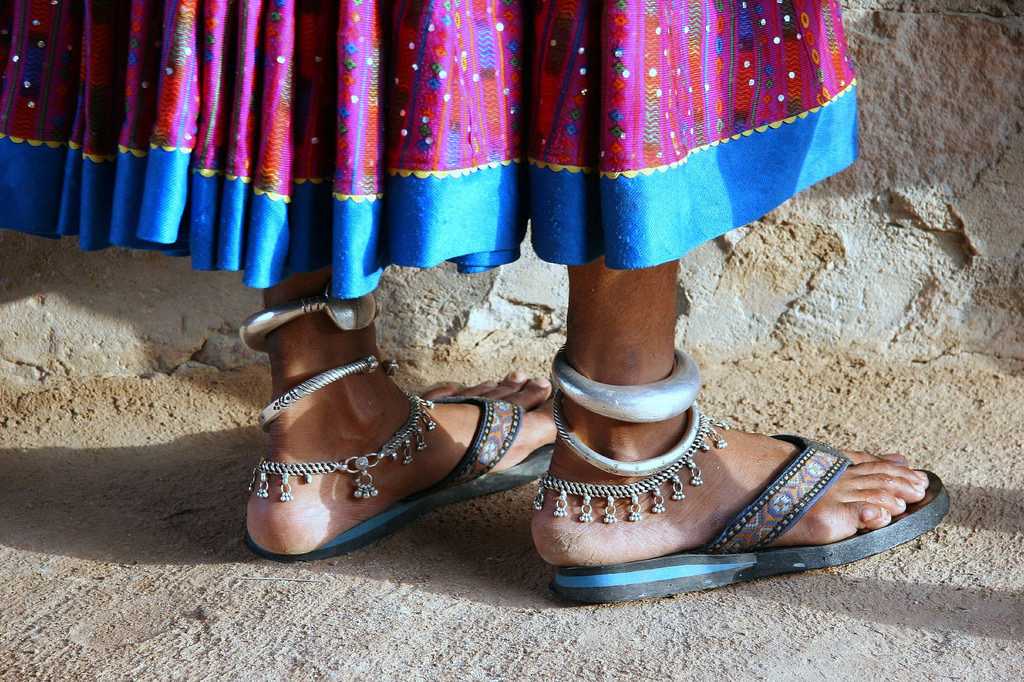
[247,361,554,556]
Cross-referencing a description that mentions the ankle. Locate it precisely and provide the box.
[262,311,411,461]
[267,314,381,393]
[267,372,411,461]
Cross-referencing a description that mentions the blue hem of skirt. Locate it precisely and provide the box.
[0,86,856,298]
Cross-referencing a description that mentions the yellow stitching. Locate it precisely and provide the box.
[529,79,857,179]
[387,157,518,178]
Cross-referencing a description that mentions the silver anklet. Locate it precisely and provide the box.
[553,391,707,477]
[551,346,701,423]
[535,413,730,523]
[239,289,377,352]
[258,355,387,430]
[249,393,438,502]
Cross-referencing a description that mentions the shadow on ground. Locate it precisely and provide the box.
[0,428,552,608]
[0,429,1020,623]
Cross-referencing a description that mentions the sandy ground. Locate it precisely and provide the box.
[0,352,1021,680]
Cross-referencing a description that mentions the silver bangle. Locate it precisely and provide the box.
[258,355,380,430]
[553,390,705,477]
[550,347,701,423]
[240,292,377,352]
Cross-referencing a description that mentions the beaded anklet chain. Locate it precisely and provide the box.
[535,412,731,524]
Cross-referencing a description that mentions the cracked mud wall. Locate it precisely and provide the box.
[0,2,1021,385]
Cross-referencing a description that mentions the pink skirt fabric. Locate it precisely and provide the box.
[0,1,858,297]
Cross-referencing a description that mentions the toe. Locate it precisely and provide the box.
[420,382,463,400]
[458,381,499,397]
[878,452,910,466]
[848,462,929,500]
[847,488,907,517]
[503,369,529,385]
[849,501,892,531]
[477,372,530,400]
[511,378,553,410]
[849,471,927,504]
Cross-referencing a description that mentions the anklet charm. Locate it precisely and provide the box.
[627,494,642,522]
[579,494,594,523]
[554,491,569,518]
[671,474,686,500]
[603,496,618,524]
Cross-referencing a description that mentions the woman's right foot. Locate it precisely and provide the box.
[531,405,930,567]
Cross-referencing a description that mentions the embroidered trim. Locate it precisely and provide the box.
[387,157,518,179]
[528,79,857,179]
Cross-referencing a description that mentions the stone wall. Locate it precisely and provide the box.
[1,2,1021,385]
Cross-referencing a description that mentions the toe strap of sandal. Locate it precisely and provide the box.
[431,397,524,488]
[703,435,851,554]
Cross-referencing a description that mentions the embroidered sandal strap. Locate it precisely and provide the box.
[703,435,851,554]
[431,397,524,488]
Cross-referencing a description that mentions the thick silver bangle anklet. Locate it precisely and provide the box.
[540,347,729,524]
[248,355,438,502]
[551,346,701,423]
[239,290,377,352]
[553,391,707,477]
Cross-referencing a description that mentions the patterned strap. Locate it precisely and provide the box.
[703,436,851,554]
[430,397,524,488]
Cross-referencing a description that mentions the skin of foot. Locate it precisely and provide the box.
[245,312,555,556]
[530,258,932,568]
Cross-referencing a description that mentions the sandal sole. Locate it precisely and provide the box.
[245,445,553,562]
[550,471,949,603]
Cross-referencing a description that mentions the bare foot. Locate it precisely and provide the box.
[247,368,554,555]
[532,410,929,567]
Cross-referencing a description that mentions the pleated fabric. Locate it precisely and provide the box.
[0,0,858,298]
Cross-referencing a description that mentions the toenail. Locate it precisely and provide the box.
[510,370,527,381]
[895,498,906,511]
[534,378,551,388]
[862,507,878,521]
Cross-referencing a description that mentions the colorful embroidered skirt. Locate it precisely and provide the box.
[0,1,858,298]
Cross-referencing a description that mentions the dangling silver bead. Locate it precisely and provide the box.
[256,472,269,499]
[603,496,618,524]
[689,462,703,486]
[578,494,593,523]
[532,485,545,511]
[553,491,569,518]
[627,493,642,522]
[652,490,666,514]
[353,471,378,498]
[279,473,294,502]
[671,473,685,500]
